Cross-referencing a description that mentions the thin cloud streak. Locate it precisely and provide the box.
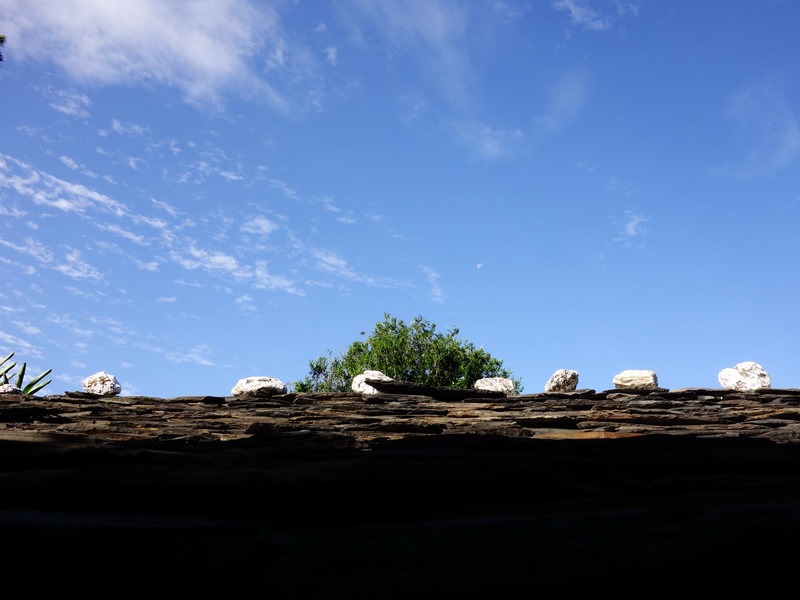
[342,0,473,106]
[423,267,446,305]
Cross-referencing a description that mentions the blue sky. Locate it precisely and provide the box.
[1,0,799,397]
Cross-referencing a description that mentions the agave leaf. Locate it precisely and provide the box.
[0,352,13,367]
[22,368,52,394]
[23,377,52,396]
[0,362,15,379]
[14,362,27,389]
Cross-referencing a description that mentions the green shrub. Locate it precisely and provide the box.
[294,313,521,393]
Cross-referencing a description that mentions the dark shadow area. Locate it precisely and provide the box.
[1,433,800,596]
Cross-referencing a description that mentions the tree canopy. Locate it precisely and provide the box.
[293,313,522,393]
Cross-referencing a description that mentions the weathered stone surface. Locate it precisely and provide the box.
[613,369,659,390]
[363,377,507,401]
[231,376,287,397]
[2,386,800,596]
[352,370,392,395]
[473,376,516,395]
[81,370,121,396]
[544,369,579,392]
[718,361,771,391]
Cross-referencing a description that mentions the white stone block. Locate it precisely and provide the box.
[231,376,287,396]
[474,376,516,395]
[612,369,658,390]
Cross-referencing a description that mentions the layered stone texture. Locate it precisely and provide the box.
[2,382,800,596]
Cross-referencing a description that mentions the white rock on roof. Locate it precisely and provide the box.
[474,377,516,395]
[231,376,287,397]
[352,370,393,395]
[718,361,771,391]
[612,369,659,390]
[82,371,122,396]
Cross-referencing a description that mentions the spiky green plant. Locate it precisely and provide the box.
[0,352,52,395]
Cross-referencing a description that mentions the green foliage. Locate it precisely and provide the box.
[294,313,522,393]
[0,352,53,395]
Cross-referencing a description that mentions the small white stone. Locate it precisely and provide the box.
[0,383,22,394]
[231,376,287,397]
[474,377,516,395]
[718,361,771,391]
[544,369,579,392]
[352,370,393,395]
[82,371,122,396]
[612,369,658,390]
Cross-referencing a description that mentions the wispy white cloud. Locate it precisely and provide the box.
[552,0,612,31]
[269,178,300,200]
[0,254,37,276]
[614,1,640,18]
[0,154,130,216]
[234,294,257,313]
[166,344,215,367]
[170,245,252,281]
[606,175,637,197]
[342,0,473,105]
[622,212,647,237]
[254,262,305,296]
[135,259,160,272]
[0,203,27,217]
[4,0,289,113]
[110,119,149,136]
[450,120,525,159]
[164,232,301,297]
[54,248,104,281]
[423,267,445,304]
[46,314,94,338]
[16,321,42,336]
[315,195,340,213]
[151,198,180,217]
[0,236,54,264]
[614,210,649,246]
[314,249,358,279]
[397,92,431,125]
[93,222,149,245]
[219,170,244,182]
[324,46,338,66]
[533,71,590,137]
[126,156,147,170]
[492,1,533,19]
[0,331,43,359]
[47,88,91,117]
[175,279,204,288]
[241,216,279,236]
[59,155,97,178]
[718,82,800,180]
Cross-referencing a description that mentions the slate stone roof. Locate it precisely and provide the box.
[2,386,799,596]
